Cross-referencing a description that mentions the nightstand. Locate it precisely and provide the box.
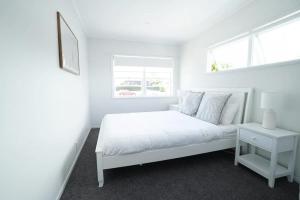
[169,104,180,111]
[234,123,299,188]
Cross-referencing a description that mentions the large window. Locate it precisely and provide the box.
[207,11,300,72]
[113,55,174,98]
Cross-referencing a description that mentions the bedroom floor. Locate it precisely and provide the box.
[60,128,299,200]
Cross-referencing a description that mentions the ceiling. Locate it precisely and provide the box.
[74,0,253,44]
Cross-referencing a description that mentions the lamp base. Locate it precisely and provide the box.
[262,109,276,130]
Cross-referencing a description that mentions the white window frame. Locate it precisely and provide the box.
[207,10,300,73]
[206,32,250,72]
[111,55,175,99]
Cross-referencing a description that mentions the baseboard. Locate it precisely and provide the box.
[55,129,90,200]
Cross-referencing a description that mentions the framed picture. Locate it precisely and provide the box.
[56,11,80,75]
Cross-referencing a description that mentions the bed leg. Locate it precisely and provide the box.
[98,172,104,187]
[96,152,104,187]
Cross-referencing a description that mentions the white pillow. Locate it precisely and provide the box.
[180,92,204,116]
[178,90,189,105]
[196,93,231,125]
[219,103,239,125]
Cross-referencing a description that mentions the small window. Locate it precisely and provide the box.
[207,36,249,72]
[113,56,174,98]
[252,18,300,65]
[207,11,300,72]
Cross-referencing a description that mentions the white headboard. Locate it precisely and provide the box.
[188,88,254,124]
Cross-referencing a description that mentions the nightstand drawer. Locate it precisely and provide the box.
[240,128,273,151]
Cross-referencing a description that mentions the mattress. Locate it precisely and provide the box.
[96,111,237,156]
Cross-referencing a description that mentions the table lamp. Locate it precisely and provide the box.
[261,92,277,129]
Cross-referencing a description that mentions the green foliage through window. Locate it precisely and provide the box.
[211,62,231,72]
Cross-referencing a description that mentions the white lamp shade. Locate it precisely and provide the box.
[261,92,277,109]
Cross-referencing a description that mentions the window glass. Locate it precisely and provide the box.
[113,65,173,97]
[207,37,249,72]
[252,18,300,65]
[113,66,143,97]
[145,67,173,97]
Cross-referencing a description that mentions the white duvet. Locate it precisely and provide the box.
[97,111,233,156]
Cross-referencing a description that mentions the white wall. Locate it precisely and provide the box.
[88,39,180,126]
[0,1,90,200]
[180,0,300,182]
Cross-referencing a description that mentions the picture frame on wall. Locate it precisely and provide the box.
[56,11,80,75]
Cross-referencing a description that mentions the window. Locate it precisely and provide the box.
[207,36,249,72]
[113,55,174,98]
[252,17,300,65]
[207,11,300,72]
[145,67,173,97]
[113,66,143,97]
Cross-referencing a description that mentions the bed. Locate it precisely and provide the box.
[96,88,253,187]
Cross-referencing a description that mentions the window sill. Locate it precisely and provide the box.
[205,58,300,75]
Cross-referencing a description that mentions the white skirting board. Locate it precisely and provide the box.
[55,129,90,200]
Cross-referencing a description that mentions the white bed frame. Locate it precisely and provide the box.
[96,88,253,187]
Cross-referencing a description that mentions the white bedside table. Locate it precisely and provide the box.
[169,104,180,111]
[234,123,299,188]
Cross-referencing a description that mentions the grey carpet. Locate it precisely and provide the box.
[60,128,299,200]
